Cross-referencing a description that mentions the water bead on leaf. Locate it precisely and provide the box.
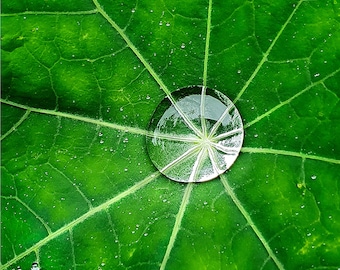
[146,86,244,183]
[31,262,40,270]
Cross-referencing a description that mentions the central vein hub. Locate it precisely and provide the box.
[200,136,212,149]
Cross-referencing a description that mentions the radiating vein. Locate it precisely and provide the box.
[189,148,207,182]
[244,67,340,129]
[92,0,203,138]
[208,103,234,139]
[200,0,213,137]
[160,183,194,270]
[233,0,304,103]
[160,146,200,174]
[1,196,52,234]
[200,86,208,136]
[1,109,31,141]
[202,0,213,87]
[220,176,285,270]
[241,147,340,165]
[1,172,159,269]
[0,9,98,16]
[0,98,151,137]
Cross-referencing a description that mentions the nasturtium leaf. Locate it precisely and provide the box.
[1,0,340,269]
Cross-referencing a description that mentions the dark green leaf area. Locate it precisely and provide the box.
[2,0,94,13]
[1,198,48,262]
[2,114,57,171]
[210,2,253,55]
[208,37,263,97]
[239,60,310,122]
[68,180,185,269]
[0,106,26,136]
[47,119,156,207]
[92,55,164,127]
[40,233,74,269]
[270,1,340,61]
[211,0,248,25]
[244,84,340,159]
[4,253,37,270]
[309,31,340,83]
[166,181,271,270]
[229,154,340,268]
[121,0,207,88]
[254,0,298,52]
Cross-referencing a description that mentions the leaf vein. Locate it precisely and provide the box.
[241,147,340,164]
[233,0,304,104]
[1,172,158,269]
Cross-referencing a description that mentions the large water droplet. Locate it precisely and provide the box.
[146,86,244,183]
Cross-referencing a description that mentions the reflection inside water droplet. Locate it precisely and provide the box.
[146,86,244,183]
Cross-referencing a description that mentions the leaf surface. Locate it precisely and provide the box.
[1,0,340,269]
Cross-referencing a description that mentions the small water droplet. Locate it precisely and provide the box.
[180,43,186,49]
[311,175,317,180]
[166,22,170,27]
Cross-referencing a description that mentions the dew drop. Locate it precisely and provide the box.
[180,43,186,49]
[146,86,244,183]
[311,175,317,180]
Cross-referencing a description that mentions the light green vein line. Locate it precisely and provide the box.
[0,98,150,137]
[243,68,340,129]
[92,0,203,138]
[1,196,52,234]
[233,0,303,104]
[201,0,212,136]
[0,9,98,16]
[241,147,340,165]
[202,0,213,87]
[0,109,31,141]
[220,176,285,270]
[1,172,159,269]
[160,183,194,270]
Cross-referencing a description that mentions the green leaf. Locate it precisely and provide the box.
[1,0,340,269]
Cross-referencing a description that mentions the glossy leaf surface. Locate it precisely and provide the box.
[1,0,340,269]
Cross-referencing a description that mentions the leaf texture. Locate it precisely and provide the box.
[1,0,340,269]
